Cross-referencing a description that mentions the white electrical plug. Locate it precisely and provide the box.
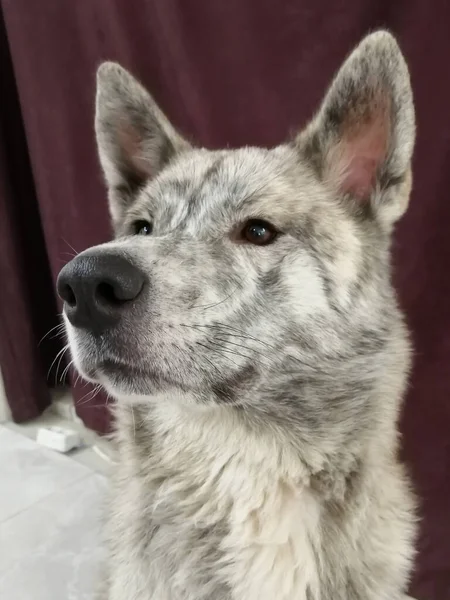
[36,426,81,453]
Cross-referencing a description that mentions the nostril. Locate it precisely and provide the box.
[94,271,145,306]
[62,284,77,307]
[96,282,125,306]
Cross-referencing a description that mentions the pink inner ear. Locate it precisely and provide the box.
[118,122,153,179]
[329,106,391,200]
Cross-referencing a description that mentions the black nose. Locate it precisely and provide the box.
[57,252,146,333]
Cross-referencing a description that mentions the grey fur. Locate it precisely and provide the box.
[63,31,417,599]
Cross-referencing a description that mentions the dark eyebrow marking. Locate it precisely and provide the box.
[202,156,225,184]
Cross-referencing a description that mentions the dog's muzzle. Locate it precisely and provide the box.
[57,250,146,335]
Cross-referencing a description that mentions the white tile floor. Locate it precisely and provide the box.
[0,419,110,599]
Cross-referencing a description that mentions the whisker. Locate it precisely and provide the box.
[188,327,268,360]
[195,342,241,369]
[76,384,103,406]
[38,323,65,346]
[47,344,70,381]
[55,346,70,386]
[76,387,96,406]
[185,323,319,370]
[188,279,243,312]
[185,341,222,377]
[200,353,222,376]
[210,337,269,360]
[206,341,263,365]
[211,323,278,350]
[181,323,276,352]
[61,238,79,256]
[60,359,75,384]
[104,390,115,410]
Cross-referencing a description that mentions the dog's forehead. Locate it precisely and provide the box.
[138,146,299,228]
[158,146,280,196]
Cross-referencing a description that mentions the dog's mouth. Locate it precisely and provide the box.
[98,358,148,380]
[75,343,187,396]
[89,357,167,393]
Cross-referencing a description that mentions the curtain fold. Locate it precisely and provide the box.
[0,7,61,422]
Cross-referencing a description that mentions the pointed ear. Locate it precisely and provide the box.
[297,31,415,227]
[95,62,191,227]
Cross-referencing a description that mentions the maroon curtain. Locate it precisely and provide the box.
[0,1,449,597]
[0,8,62,421]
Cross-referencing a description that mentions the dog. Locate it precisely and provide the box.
[58,30,417,600]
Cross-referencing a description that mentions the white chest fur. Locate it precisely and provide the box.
[150,401,322,600]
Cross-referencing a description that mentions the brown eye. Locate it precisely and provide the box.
[133,220,153,236]
[241,219,278,246]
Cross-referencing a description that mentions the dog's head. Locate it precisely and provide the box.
[58,32,414,432]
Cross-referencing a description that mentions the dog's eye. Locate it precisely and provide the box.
[133,220,153,236]
[241,219,278,246]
